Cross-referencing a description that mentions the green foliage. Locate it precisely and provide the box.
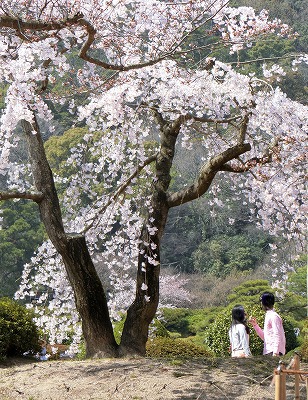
[280,256,307,322]
[160,308,193,336]
[0,298,40,360]
[192,234,271,277]
[161,307,222,337]
[203,305,266,356]
[75,340,87,360]
[227,279,271,303]
[45,127,89,169]
[287,255,307,296]
[113,316,126,345]
[282,317,299,353]
[0,201,45,297]
[151,318,170,338]
[162,176,273,275]
[299,319,308,362]
[246,37,296,60]
[146,337,214,358]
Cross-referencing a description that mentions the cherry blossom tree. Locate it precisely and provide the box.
[0,1,306,357]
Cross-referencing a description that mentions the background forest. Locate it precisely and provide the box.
[0,0,307,357]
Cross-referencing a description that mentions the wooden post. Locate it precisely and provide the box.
[275,362,287,400]
[275,361,287,400]
[293,353,300,400]
[280,362,286,400]
[275,368,281,400]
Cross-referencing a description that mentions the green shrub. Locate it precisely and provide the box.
[113,316,126,345]
[146,336,214,358]
[0,297,40,360]
[161,307,222,337]
[160,308,192,336]
[150,318,170,338]
[75,340,86,360]
[299,319,308,362]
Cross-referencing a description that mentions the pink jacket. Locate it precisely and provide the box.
[253,309,286,355]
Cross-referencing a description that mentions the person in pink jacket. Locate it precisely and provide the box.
[249,292,286,356]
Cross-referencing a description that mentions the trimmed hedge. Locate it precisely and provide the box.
[146,336,214,358]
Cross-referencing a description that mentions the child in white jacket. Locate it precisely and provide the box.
[229,305,252,358]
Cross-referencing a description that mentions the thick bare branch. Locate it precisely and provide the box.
[0,190,43,202]
[220,139,279,173]
[149,104,242,128]
[0,12,84,33]
[167,142,251,207]
[77,18,167,71]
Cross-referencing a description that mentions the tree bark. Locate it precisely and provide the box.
[21,117,118,358]
[120,118,180,355]
[61,235,118,357]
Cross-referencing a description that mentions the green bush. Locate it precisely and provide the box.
[146,336,214,358]
[0,297,40,360]
[160,308,192,336]
[150,318,170,338]
[299,319,308,362]
[204,303,298,357]
[161,307,222,337]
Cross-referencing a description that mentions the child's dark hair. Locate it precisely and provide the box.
[260,292,275,309]
[231,305,250,334]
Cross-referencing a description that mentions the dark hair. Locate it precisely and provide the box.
[260,292,275,309]
[231,305,250,334]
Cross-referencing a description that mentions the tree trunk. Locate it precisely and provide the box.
[119,216,166,355]
[22,117,118,358]
[120,119,179,355]
[61,235,119,357]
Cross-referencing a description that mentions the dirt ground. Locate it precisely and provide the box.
[0,356,307,400]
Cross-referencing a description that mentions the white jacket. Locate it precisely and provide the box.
[229,323,251,357]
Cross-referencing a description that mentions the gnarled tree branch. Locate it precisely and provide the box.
[220,137,279,173]
[167,142,251,207]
